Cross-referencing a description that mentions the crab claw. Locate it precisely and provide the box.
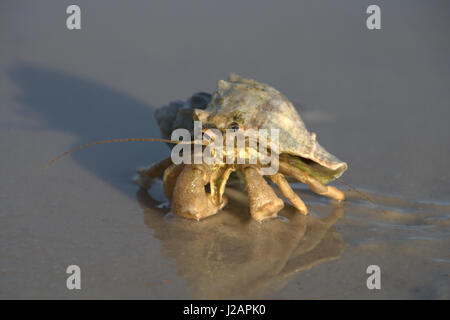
[172,164,227,220]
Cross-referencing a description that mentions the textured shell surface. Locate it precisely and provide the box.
[154,73,347,183]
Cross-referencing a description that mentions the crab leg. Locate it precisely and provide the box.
[172,164,227,221]
[240,166,284,221]
[269,173,308,214]
[279,161,345,201]
[210,166,234,206]
[136,157,173,189]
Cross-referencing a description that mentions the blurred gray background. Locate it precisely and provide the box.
[1,0,449,299]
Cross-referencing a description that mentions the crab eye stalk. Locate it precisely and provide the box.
[229,122,240,132]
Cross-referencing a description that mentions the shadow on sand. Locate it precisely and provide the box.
[9,63,168,196]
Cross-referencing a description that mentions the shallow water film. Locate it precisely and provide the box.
[1,1,449,299]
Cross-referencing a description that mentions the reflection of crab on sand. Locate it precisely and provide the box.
[137,188,347,299]
[136,73,347,221]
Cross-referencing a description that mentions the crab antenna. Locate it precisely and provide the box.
[44,138,206,171]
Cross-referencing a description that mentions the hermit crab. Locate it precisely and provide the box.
[135,73,347,221]
[46,73,347,221]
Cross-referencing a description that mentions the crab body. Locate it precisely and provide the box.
[138,74,347,221]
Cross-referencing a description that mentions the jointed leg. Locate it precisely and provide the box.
[269,173,308,214]
[304,174,345,201]
[172,164,227,220]
[240,166,284,222]
[279,161,345,201]
[136,157,173,189]
[209,166,234,206]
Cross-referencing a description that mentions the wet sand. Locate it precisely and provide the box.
[1,1,449,299]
